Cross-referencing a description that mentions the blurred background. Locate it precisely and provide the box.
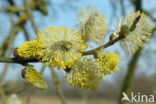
[0,0,156,104]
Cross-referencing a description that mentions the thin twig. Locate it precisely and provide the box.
[83,37,120,55]
[23,27,30,41]
[40,65,46,75]
[0,13,15,104]
[23,0,39,34]
[0,57,38,63]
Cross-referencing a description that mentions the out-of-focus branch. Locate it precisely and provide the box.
[24,0,39,34]
[51,69,67,104]
[0,0,40,64]
[118,0,156,103]
[40,65,46,75]
[0,25,28,56]
[108,0,117,25]
[23,27,30,41]
[1,0,47,56]
[0,0,26,57]
[6,5,25,13]
[152,28,156,34]
[118,50,142,104]
[0,29,19,57]
[0,14,15,84]
[119,27,156,104]
[120,0,125,16]
[0,13,15,104]
[118,0,147,104]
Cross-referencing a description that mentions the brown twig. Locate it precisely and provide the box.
[0,57,38,64]
[83,37,121,55]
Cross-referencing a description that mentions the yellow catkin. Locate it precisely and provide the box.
[114,11,152,54]
[66,52,120,90]
[66,57,103,90]
[96,53,120,76]
[18,39,44,60]
[37,26,85,69]
[25,66,47,90]
[77,6,107,44]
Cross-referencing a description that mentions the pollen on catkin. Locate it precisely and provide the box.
[36,26,86,69]
[114,11,152,54]
[77,6,107,45]
[96,53,120,76]
[18,39,44,60]
[65,57,103,90]
[25,65,47,90]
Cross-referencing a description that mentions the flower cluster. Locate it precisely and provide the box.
[16,6,152,90]
[24,65,47,90]
[77,6,107,45]
[66,54,120,89]
[17,39,44,60]
[114,11,152,54]
[96,53,120,75]
[65,57,102,90]
[37,26,85,69]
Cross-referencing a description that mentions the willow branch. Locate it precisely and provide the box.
[1,26,155,64]
[0,35,120,64]
[0,57,38,64]
[0,9,153,63]
[83,37,120,55]
[83,14,142,56]
[0,37,120,64]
